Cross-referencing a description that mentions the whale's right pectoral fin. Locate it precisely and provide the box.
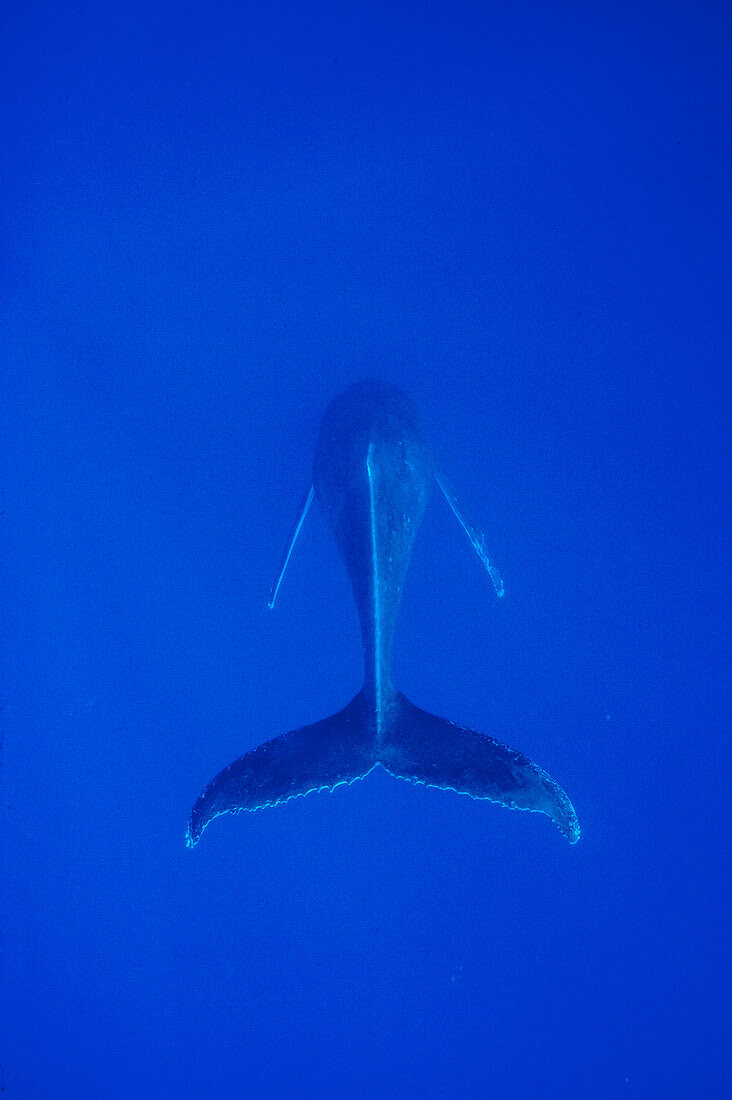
[435,471,504,598]
[186,693,375,847]
[380,694,580,843]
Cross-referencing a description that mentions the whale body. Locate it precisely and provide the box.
[186,380,580,847]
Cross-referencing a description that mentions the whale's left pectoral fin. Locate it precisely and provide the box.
[380,694,580,843]
[268,484,314,609]
[186,693,375,847]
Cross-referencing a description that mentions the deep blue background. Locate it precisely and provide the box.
[2,1,729,1096]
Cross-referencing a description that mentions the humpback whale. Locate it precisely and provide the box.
[186,380,580,846]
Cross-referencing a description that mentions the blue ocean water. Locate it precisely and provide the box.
[1,1,729,1097]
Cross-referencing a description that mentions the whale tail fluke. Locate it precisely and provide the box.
[185,693,375,848]
[380,694,581,844]
[187,691,579,847]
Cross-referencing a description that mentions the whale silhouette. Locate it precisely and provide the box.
[186,380,580,847]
